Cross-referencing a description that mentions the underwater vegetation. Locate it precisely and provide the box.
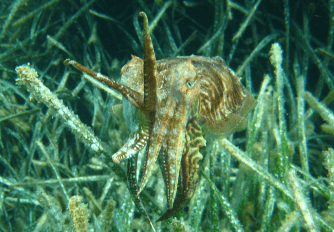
[1,0,334,231]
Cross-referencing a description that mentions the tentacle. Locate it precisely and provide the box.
[64,59,144,110]
[162,102,188,209]
[158,120,205,221]
[139,12,157,114]
[138,96,176,194]
[127,156,156,231]
[112,126,149,164]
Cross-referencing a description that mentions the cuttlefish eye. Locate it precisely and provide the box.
[186,79,197,89]
[174,61,198,89]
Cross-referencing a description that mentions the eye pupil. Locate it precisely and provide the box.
[187,81,194,88]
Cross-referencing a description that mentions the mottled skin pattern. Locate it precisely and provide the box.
[64,11,256,228]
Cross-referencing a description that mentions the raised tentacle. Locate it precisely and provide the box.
[64,59,144,110]
[139,12,157,114]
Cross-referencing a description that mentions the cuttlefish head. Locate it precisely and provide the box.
[139,60,201,208]
[171,60,200,106]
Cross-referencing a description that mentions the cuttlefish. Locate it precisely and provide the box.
[64,11,256,227]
